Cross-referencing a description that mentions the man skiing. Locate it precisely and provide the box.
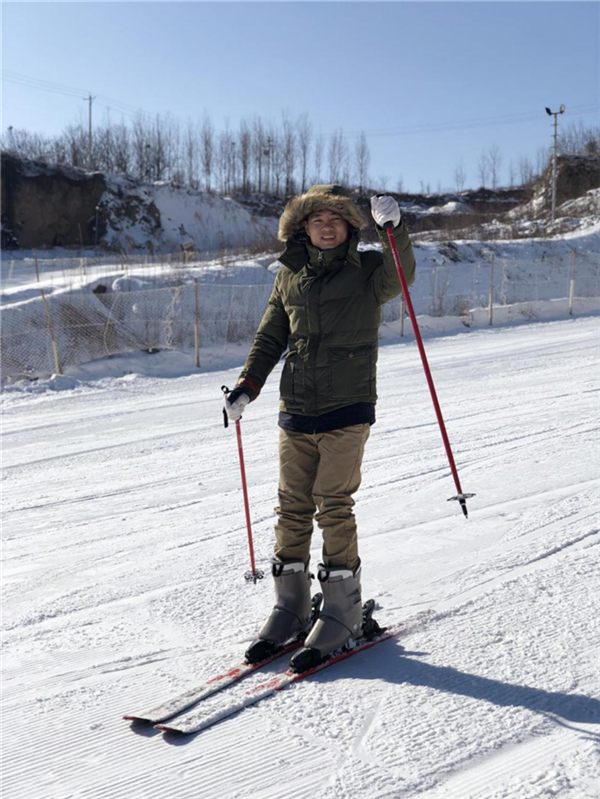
[223,185,416,672]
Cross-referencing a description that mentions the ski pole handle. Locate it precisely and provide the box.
[222,385,229,428]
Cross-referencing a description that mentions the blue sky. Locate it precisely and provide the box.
[2,1,598,192]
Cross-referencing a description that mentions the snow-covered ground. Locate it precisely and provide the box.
[2,315,599,798]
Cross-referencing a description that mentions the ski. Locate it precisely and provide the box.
[156,613,402,736]
[123,641,303,725]
[124,592,323,725]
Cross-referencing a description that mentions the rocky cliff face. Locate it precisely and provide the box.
[1,153,107,249]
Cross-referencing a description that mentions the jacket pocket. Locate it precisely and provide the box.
[328,344,373,399]
[280,353,296,401]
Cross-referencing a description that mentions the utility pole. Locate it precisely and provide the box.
[84,93,96,170]
[263,137,273,194]
[545,105,565,223]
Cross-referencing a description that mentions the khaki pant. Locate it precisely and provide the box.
[274,423,370,569]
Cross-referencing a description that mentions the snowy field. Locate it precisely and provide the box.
[2,316,600,798]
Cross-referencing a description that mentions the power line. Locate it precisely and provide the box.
[340,105,599,139]
[3,72,88,100]
[3,68,598,141]
[2,70,161,125]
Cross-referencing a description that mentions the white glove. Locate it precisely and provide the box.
[370,195,401,229]
[224,391,250,422]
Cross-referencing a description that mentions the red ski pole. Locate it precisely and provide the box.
[222,386,264,582]
[384,223,474,518]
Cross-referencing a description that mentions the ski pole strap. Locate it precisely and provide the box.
[221,385,230,428]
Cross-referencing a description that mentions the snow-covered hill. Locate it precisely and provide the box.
[2,316,599,798]
[101,176,278,253]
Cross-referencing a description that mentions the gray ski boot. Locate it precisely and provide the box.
[245,560,314,664]
[289,562,362,673]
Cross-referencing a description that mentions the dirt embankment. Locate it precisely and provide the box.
[1,153,108,249]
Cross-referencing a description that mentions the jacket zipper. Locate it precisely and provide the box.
[311,252,325,415]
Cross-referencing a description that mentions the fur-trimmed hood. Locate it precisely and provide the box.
[278,184,367,243]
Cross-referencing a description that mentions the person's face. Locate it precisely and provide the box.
[305,209,349,250]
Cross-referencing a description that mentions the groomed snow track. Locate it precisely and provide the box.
[2,316,599,798]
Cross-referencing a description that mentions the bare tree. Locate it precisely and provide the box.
[237,120,251,193]
[354,132,370,193]
[487,143,502,190]
[518,155,534,185]
[341,144,351,187]
[264,124,278,193]
[95,124,113,172]
[271,133,285,195]
[148,114,169,181]
[228,139,238,193]
[477,151,489,188]
[507,159,515,188]
[217,123,236,194]
[328,129,345,184]
[396,175,404,193]
[535,146,550,179]
[558,121,600,155]
[200,114,214,191]
[297,113,312,192]
[282,112,296,195]
[184,119,199,189]
[93,109,114,172]
[50,133,69,166]
[453,158,466,191]
[4,126,52,161]
[167,118,182,183]
[132,115,149,180]
[65,123,89,169]
[252,117,266,192]
[113,122,131,175]
[377,175,389,191]
[4,126,23,156]
[313,133,324,185]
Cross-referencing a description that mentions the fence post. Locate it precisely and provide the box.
[489,255,495,326]
[194,279,201,367]
[569,251,576,316]
[34,250,40,282]
[40,289,63,375]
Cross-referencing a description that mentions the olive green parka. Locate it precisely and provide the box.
[237,187,416,416]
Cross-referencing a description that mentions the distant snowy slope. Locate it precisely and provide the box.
[101,176,278,252]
